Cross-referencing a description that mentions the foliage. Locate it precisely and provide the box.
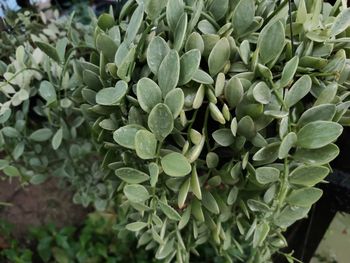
[1,0,350,262]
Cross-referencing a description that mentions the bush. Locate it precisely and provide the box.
[1,0,350,262]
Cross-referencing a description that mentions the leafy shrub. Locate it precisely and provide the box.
[1,0,350,262]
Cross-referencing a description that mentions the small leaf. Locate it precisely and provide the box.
[166,0,184,31]
[237,116,256,139]
[225,77,244,108]
[149,162,159,187]
[125,3,144,44]
[174,13,188,51]
[3,166,20,177]
[147,36,170,74]
[113,124,144,149]
[253,82,271,104]
[289,166,330,187]
[159,201,181,221]
[124,184,150,203]
[192,84,205,109]
[179,49,201,85]
[192,69,214,84]
[209,102,226,124]
[29,128,53,142]
[293,144,339,165]
[212,129,234,146]
[331,8,350,36]
[191,167,202,200]
[253,222,270,248]
[148,103,174,140]
[52,128,63,150]
[97,13,115,30]
[298,104,336,127]
[135,130,157,160]
[164,88,184,119]
[280,56,299,88]
[297,121,343,149]
[255,167,280,184]
[158,50,180,97]
[278,132,297,159]
[253,142,280,163]
[178,178,190,208]
[208,37,230,76]
[39,81,56,104]
[232,0,255,36]
[96,81,128,106]
[161,152,191,177]
[286,187,323,207]
[206,152,219,168]
[35,41,60,62]
[96,34,118,60]
[116,167,150,184]
[126,222,148,232]
[202,191,219,214]
[137,78,162,113]
[274,205,310,228]
[284,75,312,108]
[257,21,285,64]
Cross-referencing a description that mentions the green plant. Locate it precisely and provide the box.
[1,0,350,262]
[74,0,350,262]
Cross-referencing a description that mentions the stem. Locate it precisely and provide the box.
[268,79,288,111]
[277,158,290,213]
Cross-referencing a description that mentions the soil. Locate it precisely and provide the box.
[0,177,88,239]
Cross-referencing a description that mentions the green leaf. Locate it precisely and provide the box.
[136,78,162,113]
[97,13,115,30]
[174,13,188,51]
[125,3,144,44]
[159,201,181,221]
[145,0,167,20]
[237,116,256,139]
[113,124,145,149]
[274,205,310,228]
[166,0,184,32]
[314,83,338,106]
[257,21,285,65]
[149,162,159,187]
[39,81,56,104]
[278,132,297,159]
[148,103,174,140]
[253,222,270,248]
[227,187,239,205]
[212,129,234,146]
[202,191,219,214]
[158,50,180,97]
[286,187,323,207]
[124,184,150,203]
[293,144,339,165]
[279,56,299,89]
[29,128,53,142]
[135,130,157,159]
[284,75,312,108]
[192,69,214,84]
[96,34,118,60]
[56,37,68,64]
[209,102,226,124]
[232,0,255,36]
[208,37,230,76]
[147,36,169,74]
[178,178,190,208]
[116,167,149,184]
[35,41,60,63]
[52,128,63,150]
[96,81,128,106]
[297,121,343,149]
[225,77,244,108]
[3,166,20,177]
[191,167,202,200]
[126,222,148,232]
[206,152,219,168]
[192,84,205,109]
[253,82,271,104]
[179,49,201,85]
[164,88,184,119]
[255,167,280,184]
[2,127,19,138]
[289,166,330,187]
[253,142,280,164]
[209,0,228,21]
[185,32,204,54]
[298,104,336,127]
[331,8,350,36]
[161,152,191,177]
[192,198,205,222]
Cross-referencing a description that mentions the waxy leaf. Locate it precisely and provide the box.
[51,128,63,150]
[298,104,336,127]
[255,167,280,184]
[331,8,350,36]
[148,103,174,140]
[135,130,157,159]
[253,82,271,104]
[274,206,310,228]
[225,77,244,108]
[166,0,184,31]
[179,49,201,85]
[202,191,219,214]
[253,222,270,248]
[96,81,128,106]
[212,129,234,146]
[164,88,184,119]
[191,167,202,200]
[192,69,214,84]
[147,36,170,74]
[125,3,144,44]
[293,144,340,165]
[174,13,188,51]
[208,37,230,76]
[284,75,312,108]
[297,121,343,149]
[178,178,190,208]
[185,32,204,54]
[39,81,56,104]
[96,34,118,60]
[278,132,297,159]
[257,21,285,64]
[97,13,114,30]
[237,116,256,139]
[35,41,60,63]
[113,124,144,149]
[232,0,255,36]
[158,50,180,97]
[124,184,150,203]
[159,201,181,221]
[286,187,323,207]
[29,128,53,142]
[279,56,299,89]
[161,152,191,177]
[137,78,162,113]
[126,222,148,232]
[289,165,329,187]
[116,167,150,184]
